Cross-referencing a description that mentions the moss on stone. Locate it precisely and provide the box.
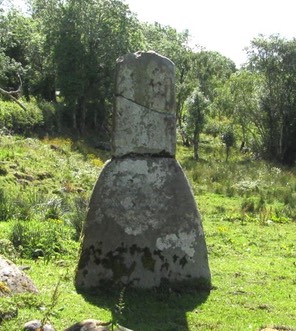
[141,247,155,272]
[77,247,91,270]
[179,256,188,268]
[101,249,135,281]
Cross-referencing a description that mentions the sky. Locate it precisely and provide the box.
[124,0,296,67]
[8,0,296,67]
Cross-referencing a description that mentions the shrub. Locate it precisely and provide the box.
[0,100,43,134]
[37,100,61,134]
[221,127,236,161]
[66,195,88,240]
[204,122,220,139]
[0,238,19,259]
[241,196,266,214]
[9,219,76,261]
[241,197,256,213]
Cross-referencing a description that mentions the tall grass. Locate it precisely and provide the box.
[177,136,296,224]
[0,132,103,260]
[0,131,295,330]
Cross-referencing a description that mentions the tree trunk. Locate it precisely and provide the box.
[78,96,86,134]
[72,106,77,131]
[193,132,199,160]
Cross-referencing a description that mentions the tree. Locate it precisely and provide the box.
[1,0,145,133]
[193,50,236,103]
[184,88,208,160]
[0,3,60,101]
[54,0,144,133]
[0,9,29,92]
[213,69,262,150]
[247,34,296,165]
[25,0,63,101]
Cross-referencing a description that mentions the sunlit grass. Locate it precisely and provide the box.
[0,133,295,331]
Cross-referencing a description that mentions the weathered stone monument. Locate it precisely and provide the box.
[75,51,211,290]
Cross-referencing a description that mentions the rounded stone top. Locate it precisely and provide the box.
[115,51,176,114]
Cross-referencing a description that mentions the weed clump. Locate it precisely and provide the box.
[9,220,77,262]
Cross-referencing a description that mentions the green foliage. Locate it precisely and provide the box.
[247,34,296,165]
[37,100,61,133]
[193,50,236,102]
[0,188,15,222]
[0,1,145,133]
[0,298,18,323]
[0,98,61,136]
[221,126,236,161]
[0,9,30,90]
[0,99,43,133]
[221,127,235,147]
[112,287,128,329]
[41,277,61,326]
[0,133,101,244]
[177,137,296,224]
[212,69,262,148]
[66,195,88,240]
[2,2,296,169]
[53,0,144,132]
[204,121,220,139]
[0,134,295,330]
[0,238,18,259]
[9,219,76,261]
[184,88,208,159]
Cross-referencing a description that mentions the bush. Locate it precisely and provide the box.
[0,100,43,134]
[9,219,76,261]
[0,238,19,259]
[37,100,61,134]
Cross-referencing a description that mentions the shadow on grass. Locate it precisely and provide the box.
[79,286,211,331]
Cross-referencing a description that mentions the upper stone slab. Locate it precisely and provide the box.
[115,51,175,113]
[112,51,176,157]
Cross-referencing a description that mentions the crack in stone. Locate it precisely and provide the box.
[115,94,175,116]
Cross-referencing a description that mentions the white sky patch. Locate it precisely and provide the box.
[8,0,296,67]
[125,0,296,67]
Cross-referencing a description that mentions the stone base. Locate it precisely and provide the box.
[75,156,211,290]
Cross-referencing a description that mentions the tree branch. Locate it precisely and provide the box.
[0,74,28,112]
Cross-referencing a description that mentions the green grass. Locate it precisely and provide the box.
[0,133,295,331]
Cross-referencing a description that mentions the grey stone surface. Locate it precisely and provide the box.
[115,51,175,113]
[76,157,210,289]
[0,256,38,296]
[112,96,176,157]
[113,51,176,157]
[75,51,210,290]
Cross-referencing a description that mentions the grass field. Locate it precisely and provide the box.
[0,133,295,331]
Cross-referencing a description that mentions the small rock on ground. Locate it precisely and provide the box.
[63,319,111,331]
[0,256,38,296]
[24,320,55,331]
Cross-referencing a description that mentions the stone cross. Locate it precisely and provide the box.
[75,51,211,290]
